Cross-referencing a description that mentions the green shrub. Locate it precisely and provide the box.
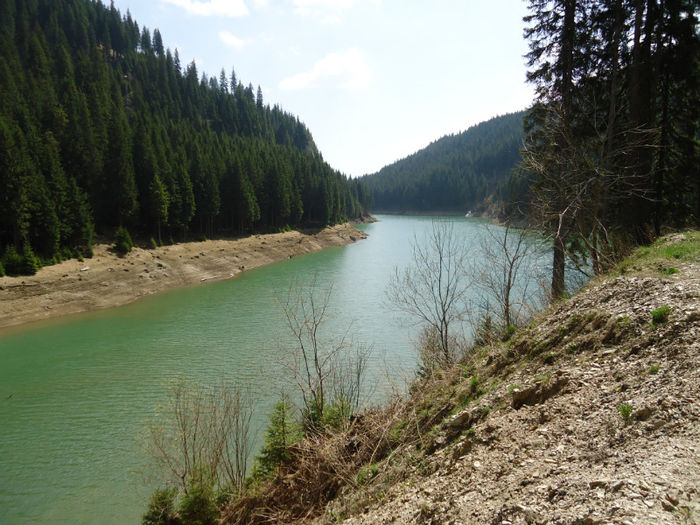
[149,237,158,250]
[252,398,300,480]
[2,245,22,275]
[21,244,40,275]
[651,305,670,325]
[77,242,93,259]
[0,259,4,276]
[469,376,479,393]
[618,403,633,423]
[356,463,379,485]
[649,364,660,374]
[114,227,133,255]
[501,324,516,341]
[142,487,180,525]
[178,481,217,525]
[1,244,40,276]
[322,398,352,431]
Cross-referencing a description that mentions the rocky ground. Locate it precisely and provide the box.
[0,223,367,329]
[318,233,699,525]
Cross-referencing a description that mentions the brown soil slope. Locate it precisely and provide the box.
[319,233,699,525]
[0,223,366,330]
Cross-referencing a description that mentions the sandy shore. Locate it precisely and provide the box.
[0,223,367,330]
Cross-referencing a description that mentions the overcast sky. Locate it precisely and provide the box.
[110,0,534,177]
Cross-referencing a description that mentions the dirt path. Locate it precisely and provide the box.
[0,223,367,330]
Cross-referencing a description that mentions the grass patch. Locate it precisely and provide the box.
[651,305,671,325]
[618,403,633,423]
[535,372,552,383]
[631,231,700,263]
[507,383,521,395]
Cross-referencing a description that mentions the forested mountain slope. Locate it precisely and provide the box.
[0,0,371,275]
[360,112,525,213]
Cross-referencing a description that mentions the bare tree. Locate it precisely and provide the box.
[279,276,369,431]
[387,220,472,367]
[522,97,657,299]
[145,379,253,494]
[474,223,545,333]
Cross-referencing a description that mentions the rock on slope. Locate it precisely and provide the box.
[322,233,699,525]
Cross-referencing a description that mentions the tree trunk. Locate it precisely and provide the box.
[551,236,566,300]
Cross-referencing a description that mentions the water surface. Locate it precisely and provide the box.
[0,215,548,524]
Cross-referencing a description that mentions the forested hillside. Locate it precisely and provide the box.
[520,0,699,299]
[360,112,524,213]
[0,0,371,275]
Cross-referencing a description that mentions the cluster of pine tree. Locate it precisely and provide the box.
[519,0,699,298]
[360,112,524,213]
[0,0,371,275]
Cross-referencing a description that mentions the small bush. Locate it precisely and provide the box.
[469,376,479,393]
[618,403,633,423]
[651,305,670,325]
[21,244,40,275]
[535,372,551,383]
[2,244,40,276]
[149,237,159,250]
[322,398,352,431]
[543,351,560,364]
[501,324,516,341]
[356,463,379,485]
[660,267,679,275]
[178,480,217,525]
[649,364,660,374]
[251,398,300,480]
[0,259,5,276]
[114,227,134,255]
[78,243,94,259]
[142,487,179,525]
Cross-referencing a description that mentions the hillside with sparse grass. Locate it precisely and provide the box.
[206,231,698,524]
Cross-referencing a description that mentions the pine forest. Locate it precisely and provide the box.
[0,0,372,275]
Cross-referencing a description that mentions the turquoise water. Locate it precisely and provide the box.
[0,215,549,524]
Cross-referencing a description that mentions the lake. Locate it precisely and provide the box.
[0,215,550,524]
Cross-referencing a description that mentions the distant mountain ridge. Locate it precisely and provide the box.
[361,112,525,214]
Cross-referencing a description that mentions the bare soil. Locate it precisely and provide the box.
[0,223,367,330]
[313,234,700,525]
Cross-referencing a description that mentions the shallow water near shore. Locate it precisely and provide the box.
[0,215,548,524]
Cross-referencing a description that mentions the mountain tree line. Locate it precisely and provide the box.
[0,0,370,275]
[519,0,699,298]
[360,112,525,213]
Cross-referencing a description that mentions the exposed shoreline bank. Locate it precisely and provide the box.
[0,223,367,331]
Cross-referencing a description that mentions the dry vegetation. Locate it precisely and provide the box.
[215,231,699,524]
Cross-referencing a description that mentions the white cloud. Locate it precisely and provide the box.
[291,0,379,19]
[279,48,372,90]
[293,0,357,9]
[219,31,245,49]
[160,0,249,17]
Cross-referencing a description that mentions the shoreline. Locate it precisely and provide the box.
[0,223,367,331]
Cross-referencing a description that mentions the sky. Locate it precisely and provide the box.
[110,0,534,177]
